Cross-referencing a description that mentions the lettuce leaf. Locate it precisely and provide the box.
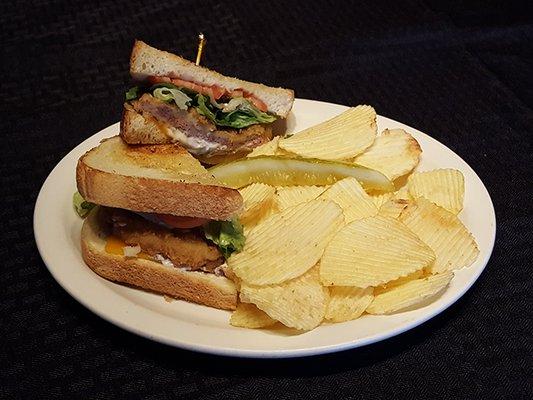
[196,95,276,129]
[196,94,218,121]
[152,87,192,110]
[73,191,95,218]
[125,86,141,101]
[204,218,245,259]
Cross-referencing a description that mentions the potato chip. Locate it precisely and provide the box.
[230,302,277,328]
[399,198,479,273]
[371,192,393,209]
[408,169,464,214]
[378,198,411,219]
[373,269,425,295]
[318,177,378,223]
[242,202,279,233]
[239,183,276,225]
[275,185,327,211]
[239,267,328,331]
[320,216,435,287]
[353,129,422,180]
[278,106,377,160]
[366,271,453,314]
[393,185,412,201]
[220,263,242,291]
[228,199,344,285]
[247,136,281,157]
[325,286,374,322]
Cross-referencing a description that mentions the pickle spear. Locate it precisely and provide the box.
[209,155,394,192]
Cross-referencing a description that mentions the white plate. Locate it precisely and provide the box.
[34,99,496,358]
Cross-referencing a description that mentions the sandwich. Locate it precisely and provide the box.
[121,40,295,164]
[76,136,245,310]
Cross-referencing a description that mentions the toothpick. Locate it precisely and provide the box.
[195,33,206,66]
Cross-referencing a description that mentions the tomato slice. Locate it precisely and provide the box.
[245,95,268,112]
[169,77,225,101]
[155,214,209,229]
[148,76,172,85]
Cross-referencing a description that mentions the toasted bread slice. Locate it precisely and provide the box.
[81,207,237,310]
[76,136,243,220]
[120,106,174,144]
[130,40,294,118]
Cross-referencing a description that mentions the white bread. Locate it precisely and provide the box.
[130,40,295,118]
[120,106,174,144]
[81,207,237,310]
[76,136,242,220]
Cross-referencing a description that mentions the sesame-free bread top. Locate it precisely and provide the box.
[76,136,243,220]
[129,40,295,118]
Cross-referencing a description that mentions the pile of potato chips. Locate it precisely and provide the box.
[227,106,479,331]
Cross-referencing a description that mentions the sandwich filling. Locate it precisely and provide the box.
[106,208,224,272]
[124,78,277,156]
[127,93,271,156]
[74,193,245,273]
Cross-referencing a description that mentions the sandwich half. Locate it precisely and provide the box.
[77,136,244,310]
[121,40,295,164]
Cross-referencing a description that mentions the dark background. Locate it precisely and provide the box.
[1,0,532,399]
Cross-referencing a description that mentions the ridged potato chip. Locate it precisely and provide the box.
[278,106,377,160]
[220,263,242,291]
[366,271,453,314]
[247,136,281,157]
[378,198,411,219]
[373,269,425,295]
[325,286,374,322]
[240,267,328,331]
[239,183,276,225]
[353,129,422,180]
[242,203,279,233]
[275,185,327,211]
[230,302,277,328]
[408,169,464,214]
[320,216,435,287]
[371,192,393,209]
[399,198,479,273]
[393,185,412,201]
[318,177,378,223]
[228,199,344,285]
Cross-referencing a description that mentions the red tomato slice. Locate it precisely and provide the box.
[245,95,268,112]
[170,77,226,101]
[230,89,268,112]
[155,214,209,229]
[148,76,172,85]
[148,76,222,99]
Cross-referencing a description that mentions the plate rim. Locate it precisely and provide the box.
[34,98,496,358]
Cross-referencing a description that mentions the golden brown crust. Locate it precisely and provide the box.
[77,161,241,220]
[81,207,237,310]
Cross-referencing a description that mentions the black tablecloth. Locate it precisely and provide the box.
[2,1,532,398]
